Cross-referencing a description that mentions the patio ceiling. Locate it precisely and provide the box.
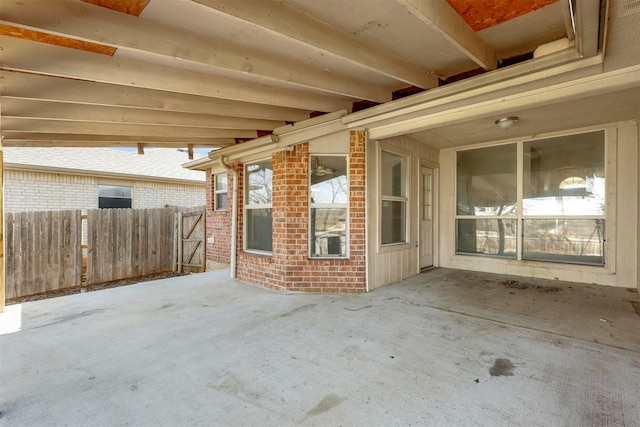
[0,0,586,151]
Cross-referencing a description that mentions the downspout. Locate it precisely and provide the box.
[219,157,238,278]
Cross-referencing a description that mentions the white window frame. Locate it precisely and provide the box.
[214,173,228,211]
[308,154,349,259]
[379,145,410,249]
[454,128,609,267]
[244,159,273,255]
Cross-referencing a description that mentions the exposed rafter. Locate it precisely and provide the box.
[397,0,498,71]
[2,99,285,130]
[0,36,352,113]
[194,0,439,89]
[0,71,312,122]
[1,132,235,148]
[2,118,258,139]
[0,0,392,102]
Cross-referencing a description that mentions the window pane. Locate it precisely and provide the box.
[310,208,346,257]
[381,200,406,244]
[381,151,406,197]
[523,131,604,216]
[457,144,517,216]
[215,174,228,191]
[456,219,517,258]
[99,197,132,209]
[246,160,273,205]
[98,185,131,198]
[216,193,228,210]
[310,156,347,204]
[522,219,604,265]
[246,208,272,252]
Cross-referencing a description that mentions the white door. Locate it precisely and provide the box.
[419,167,434,268]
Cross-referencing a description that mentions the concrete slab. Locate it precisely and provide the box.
[1,268,639,426]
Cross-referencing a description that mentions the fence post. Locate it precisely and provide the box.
[177,211,183,273]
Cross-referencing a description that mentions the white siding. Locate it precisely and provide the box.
[367,135,439,290]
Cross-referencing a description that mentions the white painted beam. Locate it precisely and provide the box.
[1,132,234,147]
[2,139,235,148]
[2,118,258,139]
[397,0,498,70]
[573,0,601,58]
[0,37,351,113]
[2,99,284,130]
[194,0,438,89]
[0,0,392,102]
[0,71,311,122]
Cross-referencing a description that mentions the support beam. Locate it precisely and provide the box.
[0,117,4,312]
[2,98,285,130]
[573,0,601,58]
[187,145,194,160]
[137,143,144,155]
[195,0,438,89]
[0,37,352,113]
[2,118,258,139]
[397,0,498,71]
[1,132,234,147]
[0,71,312,122]
[0,0,392,102]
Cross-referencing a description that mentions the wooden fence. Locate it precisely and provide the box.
[5,206,205,300]
[5,210,83,299]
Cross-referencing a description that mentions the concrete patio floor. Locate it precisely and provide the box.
[1,268,639,426]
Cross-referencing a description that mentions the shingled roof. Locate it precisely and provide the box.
[3,147,206,184]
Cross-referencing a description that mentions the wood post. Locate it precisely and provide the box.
[0,139,4,312]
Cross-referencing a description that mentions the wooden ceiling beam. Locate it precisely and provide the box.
[0,71,311,122]
[2,118,258,139]
[1,132,235,148]
[0,0,391,102]
[2,98,285,130]
[194,0,438,89]
[0,37,351,113]
[397,0,498,71]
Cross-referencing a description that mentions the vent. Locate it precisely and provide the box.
[617,0,640,17]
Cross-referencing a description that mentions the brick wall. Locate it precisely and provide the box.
[205,169,232,264]
[219,130,367,293]
[4,169,205,212]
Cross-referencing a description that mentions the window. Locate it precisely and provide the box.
[98,185,132,209]
[214,173,228,211]
[245,159,273,253]
[456,130,605,266]
[381,150,408,245]
[456,144,517,258]
[309,155,348,257]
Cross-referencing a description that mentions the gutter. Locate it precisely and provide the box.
[219,157,238,279]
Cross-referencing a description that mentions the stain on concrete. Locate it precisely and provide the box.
[280,304,316,318]
[630,300,640,317]
[489,358,515,377]
[158,303,175,310]
[129,383,138,392]
[35,309,105,329]
[304,393,343,419]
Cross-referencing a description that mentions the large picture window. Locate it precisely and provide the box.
[309,155,348,257]
[245,159,273,253]
[381,149,408,245]
[456,130,605,266]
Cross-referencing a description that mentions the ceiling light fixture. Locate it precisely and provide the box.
[495,116,519,130]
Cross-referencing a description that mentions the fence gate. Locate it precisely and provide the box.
[177,210,205,273]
